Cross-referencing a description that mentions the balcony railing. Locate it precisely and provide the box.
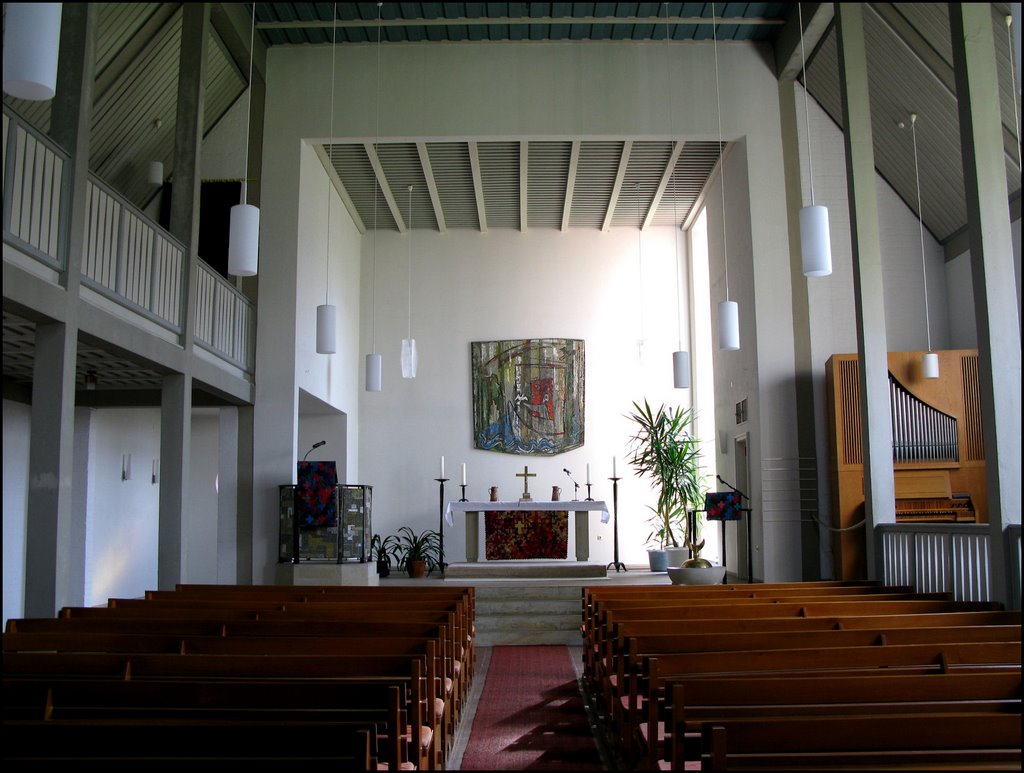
[3,104,254,374]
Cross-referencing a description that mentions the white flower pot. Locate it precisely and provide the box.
[667,565,727,585]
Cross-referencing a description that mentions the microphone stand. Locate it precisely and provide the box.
[564,470,580,501]
[716,475,753,583]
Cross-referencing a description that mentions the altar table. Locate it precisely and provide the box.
[444,500,610,562]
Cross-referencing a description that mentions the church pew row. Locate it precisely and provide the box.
[2,631,454,758]
[3,651,436,770]
[696,712,1022,771]
[662,671,1023,771]
[5,679,405,769]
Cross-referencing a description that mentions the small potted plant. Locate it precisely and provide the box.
[625,399,706,572]
[394,526,442,578]
[370,533,401,578]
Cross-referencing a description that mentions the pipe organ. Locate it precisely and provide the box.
[825,350,986,580]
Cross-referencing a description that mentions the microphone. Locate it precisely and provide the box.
[563,468,572,476]
[303,440,326,462]
[563,468,580,499]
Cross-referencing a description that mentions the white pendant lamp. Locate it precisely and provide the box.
[797,3,832,277]
[401,184,418,379]
[365,2,384,392]
[3,3,62,101]
[908,113,937,379]
[712,3,740,352]
[316,5,339,355]
[147,161,164,186]
[228,3,260,277]
[673,350,691,389]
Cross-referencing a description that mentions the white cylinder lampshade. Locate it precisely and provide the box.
[316,304,337,354]
[401,338,418,379]
[3,3,62,101]
[228,202,260,276]
[800,204,832,277]
[922,351,939,379]
[365,353,382,392]
[718,300,740,351]
[147,161,164,186]
[672,350,691,389]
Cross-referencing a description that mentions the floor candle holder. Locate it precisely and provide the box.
[607,476,626,572]
[436,477,449,576]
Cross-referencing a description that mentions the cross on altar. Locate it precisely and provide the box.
[515,465,536,500]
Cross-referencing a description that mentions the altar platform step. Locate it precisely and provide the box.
[443,561,607,581]
[474,584,584,646]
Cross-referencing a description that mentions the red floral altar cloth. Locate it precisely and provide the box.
[484,510,568,560]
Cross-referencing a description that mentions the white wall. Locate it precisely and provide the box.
[3,399,31,624]
[186,409,221,583]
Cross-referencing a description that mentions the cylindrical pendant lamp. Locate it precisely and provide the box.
[800,204,832,277]
[365,353,382,392]
[3,3,62,101]
[922,351,939,379]
[228,182,260,276]
[148,161,164,186]
[316,304,337,354]
[718,300,739,351]
[672,351,691,389]
[401,338,418,379]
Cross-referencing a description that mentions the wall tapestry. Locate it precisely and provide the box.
[471,338,584,455]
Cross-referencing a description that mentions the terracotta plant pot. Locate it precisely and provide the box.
[407,559,427,579]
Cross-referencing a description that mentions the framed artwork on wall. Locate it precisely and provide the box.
[471,338,584,455]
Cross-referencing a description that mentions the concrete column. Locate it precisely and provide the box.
[23,3,97,617]
[158,374,192,589]
[948,3,1022,607]
[834,3,895,580]
[234,405,255,583]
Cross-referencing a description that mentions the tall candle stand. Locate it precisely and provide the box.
[606,476,626,572]
[436,477,449,577]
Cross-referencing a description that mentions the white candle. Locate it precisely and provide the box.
[440,455,445,478]
[586,463,591,484]
[612,456,617,478]
[461,463,466,485]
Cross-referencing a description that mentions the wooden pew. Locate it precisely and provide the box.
[666,671,1023,770]
[698,712,1022,771]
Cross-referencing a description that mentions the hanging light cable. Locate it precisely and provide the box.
[228,2,260,276]
[666,2,690,388]
[713,3,739,351]
[365,2,384,391]
[636,182,645,361]
[316,4,339,354]
[400,185,418,378]
[1007,14,1021,172]
[910,114,938,379]
[797,2,832,277]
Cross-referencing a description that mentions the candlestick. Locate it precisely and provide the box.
[435,476,449,577]
[585,483,593,501]
[607,475,626,573]
[459,483,467,502]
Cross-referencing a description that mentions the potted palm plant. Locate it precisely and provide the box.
[370,533,401,577]
[625,399,706,572]
[394,526,442,578]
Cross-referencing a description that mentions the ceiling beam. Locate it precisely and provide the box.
[468,141,488,233]
[602,141,633,232]
[561,140,581,232]
[417,142,446,233]
[774,2,833,81]
[315,145,365,234]
[257,16,785,32]
[520,141,528,232]
[642,141,685,230]
[363,142,406,231]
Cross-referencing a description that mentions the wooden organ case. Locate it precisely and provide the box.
[825,350,986,580]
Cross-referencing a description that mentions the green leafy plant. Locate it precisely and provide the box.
[625,399,706,552]
[394,526,443,576]
[370,533,401,568]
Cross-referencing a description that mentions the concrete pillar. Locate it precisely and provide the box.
[948,3,1022,607]
[158,374,192,589]
[234,405,255,583]
[834,3,896,580]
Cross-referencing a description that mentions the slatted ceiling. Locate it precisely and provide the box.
[568,141,624,229]
[375,142,435,230]
[95,3,163,75]
[527,141,571,229]
[330,144,392,231]
[611,140,674,228]
[478,141,520,230]
[425,143,478,229]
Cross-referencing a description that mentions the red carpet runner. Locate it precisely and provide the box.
[459,645,604,770]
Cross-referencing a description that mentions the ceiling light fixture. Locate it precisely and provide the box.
[2,3,62,101]
[666,2,690,389]
[365,2,384,392]
[712,3,740,351]
[797,2,832,277]
[228,2,260,277]
[909,113,938,379]
[400,184,418,378]
[316,4,339,355]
